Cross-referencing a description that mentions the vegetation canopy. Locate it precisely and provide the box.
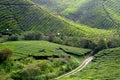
[0,0,120,80]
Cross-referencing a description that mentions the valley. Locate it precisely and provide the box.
[0,0,120,80]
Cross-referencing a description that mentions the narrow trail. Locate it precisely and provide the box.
[55,56,94,79]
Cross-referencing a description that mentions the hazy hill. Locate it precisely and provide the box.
[65,0,120,29]
[32,0,86,13]
[32,0,120,29]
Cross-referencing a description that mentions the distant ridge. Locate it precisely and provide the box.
[0,3,35,6]
[32,0,120,29]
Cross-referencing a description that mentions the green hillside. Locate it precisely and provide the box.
[59,47,120,80]
[0,0,112,36]
[65,0,120,29]
[0,41,91,59]
[32,0,87,13]
[0,41,90,80]
[0,0,117,50]
[33,0,120,29]
[0,0,120,80]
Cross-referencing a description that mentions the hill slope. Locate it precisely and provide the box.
[0,0,112,38]
[0,41,90,80]
[0,41,91,59]
[66,0,120,29]
[59,47,120,80]
[32,0,87,13]
[32,0,120,29]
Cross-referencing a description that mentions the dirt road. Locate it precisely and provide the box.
[56,56,94,79]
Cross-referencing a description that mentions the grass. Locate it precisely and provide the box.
[0,41,91,80]
[0,41,91,59]
[60,47,120,80]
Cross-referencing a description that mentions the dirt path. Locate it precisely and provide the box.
[55,56,94,79]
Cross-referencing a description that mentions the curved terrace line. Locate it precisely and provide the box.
[102,0,119,28]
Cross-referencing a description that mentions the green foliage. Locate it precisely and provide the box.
[53,36,63,44]
[0,41,90,59]
[23,31,43,40]
[0,0,114,41]
[0,37,5,43]
[97,38,108,50]
[0,41,87,80]
[32,0,86,13]
[5,35,19,41]
[79,38,97,49]
[0,49,12,62]
[0,0,120,79]
[33,0,120,30]
[63,47,120,80]
[11,64,40,80]
[11,58,79,80]
[108,37,120,48]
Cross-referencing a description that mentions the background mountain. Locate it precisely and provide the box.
[0,0,113,43]
[32,0,120,29]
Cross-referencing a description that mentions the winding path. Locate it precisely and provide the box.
[56,56,94,79]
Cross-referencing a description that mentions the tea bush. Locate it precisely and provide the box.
[0,49,12,62]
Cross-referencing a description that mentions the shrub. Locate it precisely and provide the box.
[11,64,40,80]
[0,33,2,37]
[97,39,108,50]
[53,37,63,44]
[62,36,76,46]
[23,31,43,40]
[36,61,50,72]
[0,49,12,62]
[5,35,18,41]
[0,37,4,43]
[79,39,96,49]
[108,38,120,48]
[52,58,64,67]
[48,33,55,42]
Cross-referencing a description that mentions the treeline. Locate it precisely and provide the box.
[1,31,120,51]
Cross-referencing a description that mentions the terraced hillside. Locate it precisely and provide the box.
[0,0,112,38]
[0,41,91,59]
[66,0,120,29]
[32,0,87,13]
[0,0,120,80]
[59,47,120,80]
[33,0,120,29]
[0,41,91,80]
